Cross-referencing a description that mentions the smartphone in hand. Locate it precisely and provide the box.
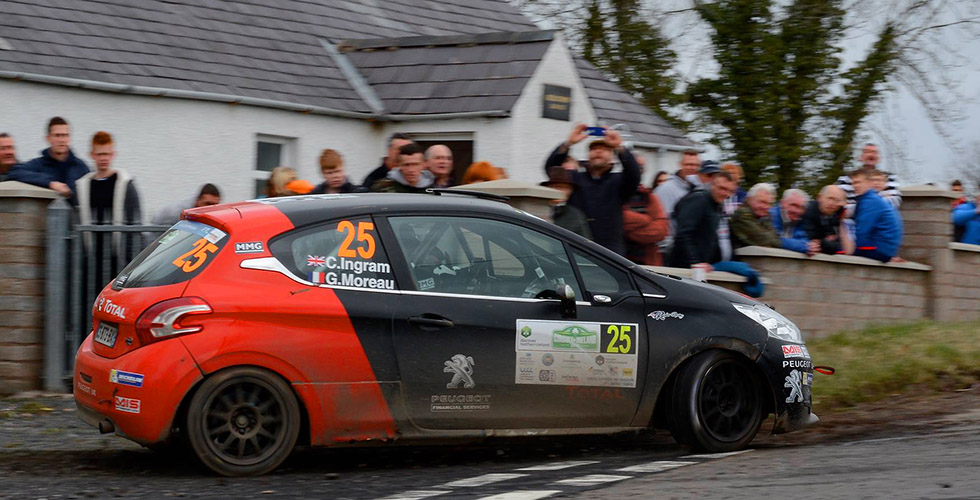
[585,126,606,137]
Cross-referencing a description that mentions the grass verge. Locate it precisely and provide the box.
[807,320,980,413]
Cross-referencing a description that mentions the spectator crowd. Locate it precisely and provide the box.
[3,117,979,295]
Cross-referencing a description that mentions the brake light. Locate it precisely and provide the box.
[135,297,211,345]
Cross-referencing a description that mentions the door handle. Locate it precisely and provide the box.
[408,315,455,329]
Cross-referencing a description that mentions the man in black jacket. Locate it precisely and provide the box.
[362,132,413,190]
[802,185,853,255]
[669,171,736,268]
[543,124,640,255]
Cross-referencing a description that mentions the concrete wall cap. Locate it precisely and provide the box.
[735,245,932,271]
[0,181,61,199]
[642,265,772,284]
[902,184,962,200]
[949,242,980,254]
[458,179,564,200]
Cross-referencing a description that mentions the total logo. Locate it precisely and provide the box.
[97,296,127,320]
[114,396,141,414]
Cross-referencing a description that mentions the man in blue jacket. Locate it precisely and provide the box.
[850,169,903,262]
[7,117,90,204]
[544,124,640,255]
[952,192,980,245]
[770,188,813,254]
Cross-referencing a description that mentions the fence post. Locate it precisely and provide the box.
[44,198,72,392]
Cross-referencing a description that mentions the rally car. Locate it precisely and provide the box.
[74,191,817,476]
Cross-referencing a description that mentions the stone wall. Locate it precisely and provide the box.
[0,182,58,394]
[735,247,930,338]
[934,243,980,322]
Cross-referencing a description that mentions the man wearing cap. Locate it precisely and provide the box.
[543,123,640,255]
[541,166,592,239]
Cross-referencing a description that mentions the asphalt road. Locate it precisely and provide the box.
[1,395,978,500]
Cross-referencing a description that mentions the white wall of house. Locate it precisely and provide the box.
[0,80,382,218]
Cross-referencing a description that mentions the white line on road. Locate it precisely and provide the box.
[681,449,754,460]
[477,491,563,500]
[553,474,633,486]
[376,490,448,500]
[443,473,529,488]
[616,460,697,473]
[516,460,600,471]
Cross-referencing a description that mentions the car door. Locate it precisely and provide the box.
[381,215,645,430]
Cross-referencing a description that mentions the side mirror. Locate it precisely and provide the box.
[558,284,576,319]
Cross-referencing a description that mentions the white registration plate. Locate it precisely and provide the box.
[94,322,118,348]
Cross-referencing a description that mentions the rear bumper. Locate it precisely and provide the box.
[73,334,204,446]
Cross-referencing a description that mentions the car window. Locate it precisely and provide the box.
[389,216,581,299]
[572,249,633,298]
[114,220,228,289]
[269,216,395,291]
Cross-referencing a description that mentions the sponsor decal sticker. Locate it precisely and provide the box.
[235,242,264,254]
[516,319,639,388]
[76,381,96,397]
[782,359,813,369]
[417,277,435,291]
[306,254,326,266]
[430,394,491,412]
[109,369,144,388]
[444,354,476,389]
[96,296,127,320]
[781,344,810,359]
[784,370,804,403]
[114,396,141,414]
[803,371,814,386]
[647,311,685,321]
[565,386,626,401]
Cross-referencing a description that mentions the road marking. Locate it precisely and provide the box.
[681,449,754,459]
[517,460,600,471]
[444,473,529,488]
[377,491,448,500]
[477,491,562,500]
[616,460,697,473]
[553,474,633,486]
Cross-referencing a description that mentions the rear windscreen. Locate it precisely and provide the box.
[112,220,228,289]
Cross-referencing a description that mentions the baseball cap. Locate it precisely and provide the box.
[700,160,720,175]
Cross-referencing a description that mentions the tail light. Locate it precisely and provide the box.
[135,297,212,346]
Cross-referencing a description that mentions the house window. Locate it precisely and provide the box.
[253,134,297,197]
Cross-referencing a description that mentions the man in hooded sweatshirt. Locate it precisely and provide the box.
[371,142,435,194]
[8,116,90,204]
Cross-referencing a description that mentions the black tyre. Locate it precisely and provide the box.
[187,367,301,476]
[669,350,764,452]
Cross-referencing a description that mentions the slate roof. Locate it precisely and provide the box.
[342,31,552,115]
[0,0,691,146]
[0,0,538,114]
[575,57,693,148]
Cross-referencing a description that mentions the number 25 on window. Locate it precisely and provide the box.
[337,220,376,259]
[606,324,632,354]
[173,238,219,273]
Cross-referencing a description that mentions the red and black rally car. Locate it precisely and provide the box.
[74,191,817,476]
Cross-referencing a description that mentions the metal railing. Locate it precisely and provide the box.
[44,199,169,391]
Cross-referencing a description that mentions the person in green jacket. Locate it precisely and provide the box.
[731,183,782,249]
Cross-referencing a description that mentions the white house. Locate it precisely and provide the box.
[0,0,694,215]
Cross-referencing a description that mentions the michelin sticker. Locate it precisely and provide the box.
[515,319,639,388]
[109,369,144,388]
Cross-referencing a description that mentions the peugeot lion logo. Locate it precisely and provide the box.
[444,354,476,389]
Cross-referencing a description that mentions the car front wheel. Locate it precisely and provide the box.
[187,367,301,476]
[670,350,764,452]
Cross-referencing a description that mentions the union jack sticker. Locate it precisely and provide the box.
[307,255,326,267]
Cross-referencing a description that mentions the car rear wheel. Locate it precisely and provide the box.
[669,350,764,452]
[187,367,300,476]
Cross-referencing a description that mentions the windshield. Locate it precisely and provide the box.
[113,220,229,289]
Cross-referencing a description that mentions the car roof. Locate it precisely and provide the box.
[187,192,532,230]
